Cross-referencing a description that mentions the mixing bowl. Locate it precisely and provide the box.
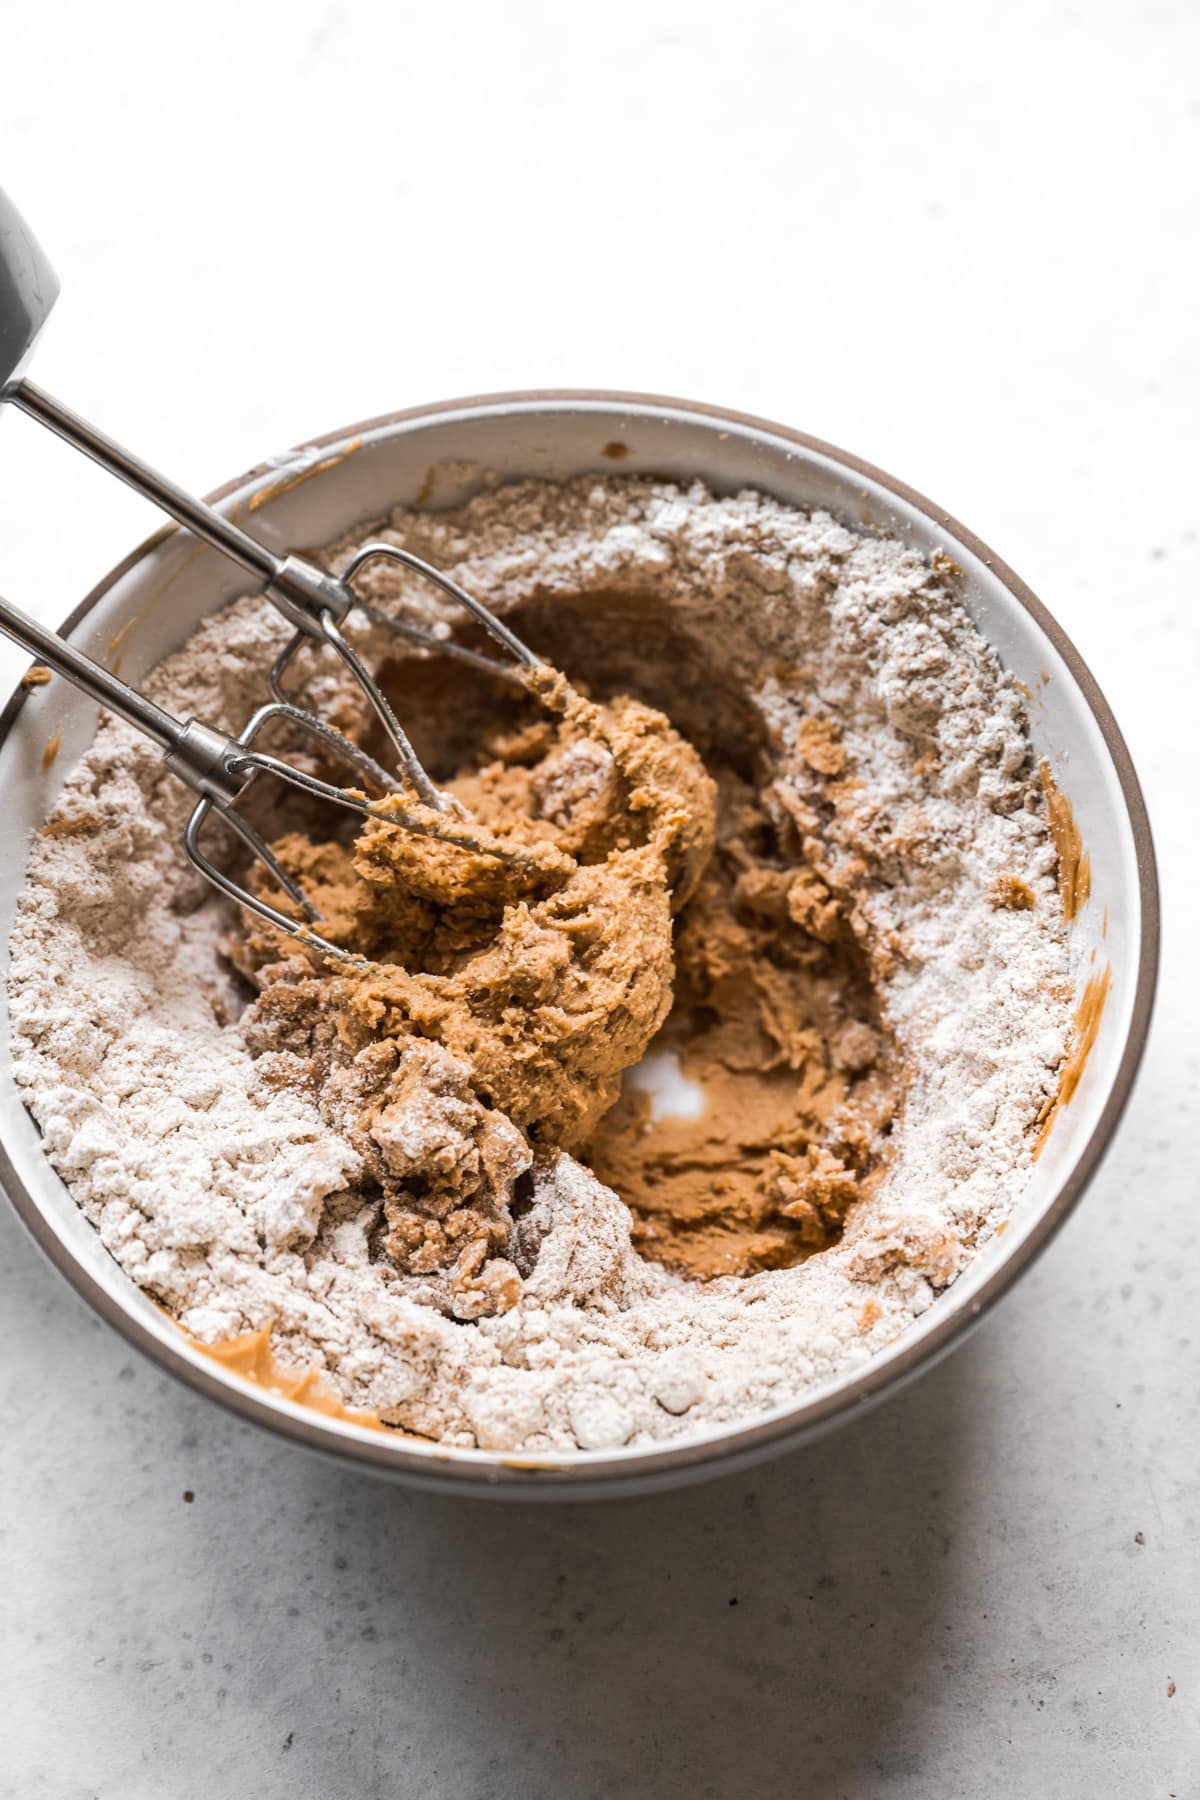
[0,393,1158,1497]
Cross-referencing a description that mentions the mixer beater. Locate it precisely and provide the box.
[0,188,564,961]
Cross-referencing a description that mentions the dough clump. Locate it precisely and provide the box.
[233,670,716,1318]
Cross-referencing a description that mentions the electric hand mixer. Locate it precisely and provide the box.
[0,189,555,961]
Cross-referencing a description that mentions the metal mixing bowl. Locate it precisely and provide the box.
[0,393,1159,1497]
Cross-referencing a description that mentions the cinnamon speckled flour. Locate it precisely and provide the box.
[7,478,1074,1451]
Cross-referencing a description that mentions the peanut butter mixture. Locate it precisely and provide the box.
[230,646,901,1311]
[586,765,897,1279]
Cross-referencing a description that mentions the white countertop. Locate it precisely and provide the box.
[2,3,1196,1794]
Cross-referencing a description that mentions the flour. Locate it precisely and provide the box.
[7,478,1073,1452]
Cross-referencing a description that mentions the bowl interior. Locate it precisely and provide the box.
[0,395,1155,1495]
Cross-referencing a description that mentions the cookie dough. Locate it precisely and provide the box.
[233,668,717,1317]
[586,761,898,1279]
[232,654,900,1307]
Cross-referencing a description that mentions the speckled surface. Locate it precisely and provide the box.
[1,2,1196,1794]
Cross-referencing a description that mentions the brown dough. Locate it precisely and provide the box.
[230,657,899,1306]
[232,669,717,1315]
[585,768,899,1279]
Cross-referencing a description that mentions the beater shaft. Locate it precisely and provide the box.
[10,380,353,639]
[0,587,245,803]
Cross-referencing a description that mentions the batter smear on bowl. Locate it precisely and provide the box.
[8,476,1077,1452]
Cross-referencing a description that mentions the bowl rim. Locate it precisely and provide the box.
[0,388,1161,1493]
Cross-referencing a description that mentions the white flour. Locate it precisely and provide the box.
[7,478,1073,1452]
